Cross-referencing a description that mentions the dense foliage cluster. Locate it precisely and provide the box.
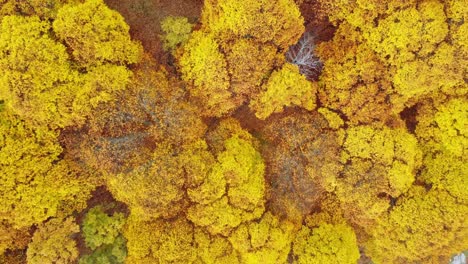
[0,0,466,263]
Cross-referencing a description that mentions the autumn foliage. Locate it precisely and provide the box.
[0,0,466,263]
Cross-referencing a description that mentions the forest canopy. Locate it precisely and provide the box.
[0,0,466,263]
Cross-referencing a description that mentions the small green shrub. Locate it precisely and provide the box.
[160,16,193,52]
[79,235,127,264]
[82,206,125,250]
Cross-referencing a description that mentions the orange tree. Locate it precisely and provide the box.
[260,110,342,225]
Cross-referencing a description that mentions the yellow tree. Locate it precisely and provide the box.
[250,63,317,120]
[415,97,468,203]
[0,15,79,128]
[26,217,79,264]
[319,0,466,119]
[193,228,239,264]
[73,58,204,175]
[53,0,142,68]
[223,38,283,108]
[366,187,468,263]
[0,221,31,257]
[75,57,209,220]
[123,215,198,263]
[316,22,394,125]
[0,110,94,229]
[124,213,246,264]
[228,211,296,264]
[178,31,234,117]
[177,0,307,117]
[292,221,360,264]
[187,119,266,236]
[201,0,304,49]
[0,11,136,129]
[0,0,76,20]
[106,142,190,220]
[334,125,421,228]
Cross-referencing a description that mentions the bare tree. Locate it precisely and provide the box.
[286,32,322,81]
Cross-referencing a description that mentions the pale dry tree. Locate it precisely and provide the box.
[286,32,322,81]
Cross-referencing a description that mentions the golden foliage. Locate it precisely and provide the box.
[26,217,79,264]
[0,110,93,229]
[0,0,76,19]
[0,222,30,255]
[53,0,142,67]
[250,63,317,120]
[316,23,394,125]
[416,97,468,202]
[1,0,466,263]
[293,221,360,264]
[178,31,234,117]
[366,187,468,263]
[228,212,295,264]
[261,112,342,224]
[335,125,421,227]
[177,0,310,118]
[202,0,304,49]
[0,14,135,128]
[224,39,281,104]
[187,132,266,236]
[124,215,197,264]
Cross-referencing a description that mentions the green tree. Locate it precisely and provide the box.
[79,236,127,264]
[160,16,193,52]
[80,206,127,264]
[82,206,126,250]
